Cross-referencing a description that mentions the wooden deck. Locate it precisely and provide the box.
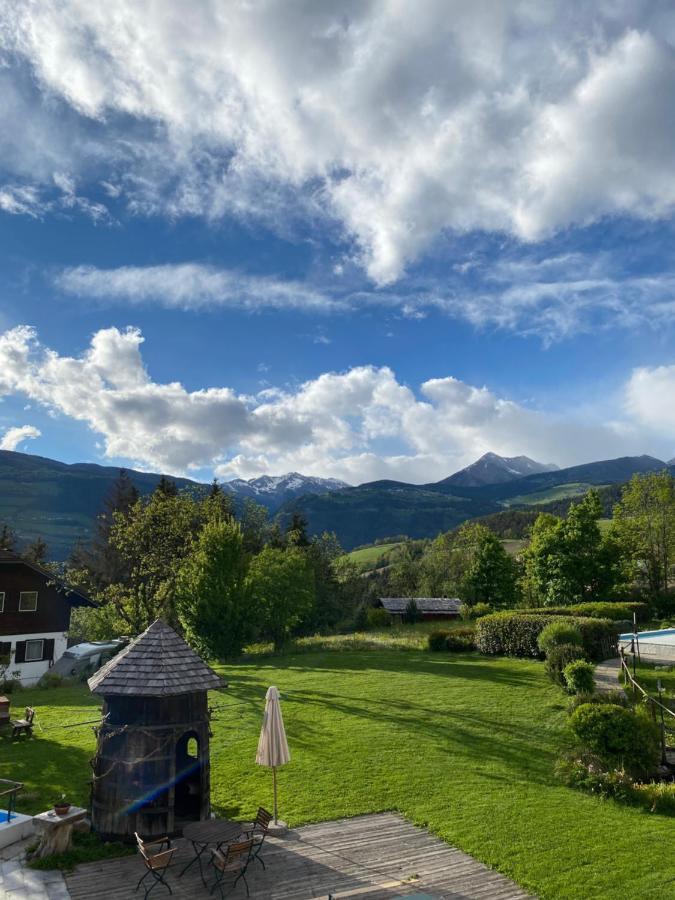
[64,813,532,899]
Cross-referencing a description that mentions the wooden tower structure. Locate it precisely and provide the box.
[88,619,225,841]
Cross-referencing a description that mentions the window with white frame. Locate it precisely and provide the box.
[0,592,4,612]
[19,591,38,612]
[25,639,44,662]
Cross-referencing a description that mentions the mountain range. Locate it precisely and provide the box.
[0,448,673,558]
[0,451,346,559]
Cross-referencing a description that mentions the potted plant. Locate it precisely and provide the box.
[53,793,70,816]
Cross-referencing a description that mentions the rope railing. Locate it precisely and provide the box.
[619,649,674,767]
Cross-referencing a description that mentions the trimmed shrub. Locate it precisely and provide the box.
[521,601,650,623]
[367,607,390,628]
[563,659,595,695]
[38,671,64,689]
[428,627,475,652]
[428,630,450,652]
[445,632,475,652]
[568,689,629,713]
[476,612,618,661]
[460,602,492,621]
[545,644,587,686]
[569,703,661,777]
[537,621,582,655]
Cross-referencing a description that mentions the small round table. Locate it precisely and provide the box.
[180,819,245,885]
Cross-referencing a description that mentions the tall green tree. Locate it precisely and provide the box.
[612,471,675,596]
[456,523,519,608]
[418,523,517,607]
[176,518,250,659]
[105,489,203,631]
[70,468,139,591]
[246,547,315,650]
[523,490,623,605]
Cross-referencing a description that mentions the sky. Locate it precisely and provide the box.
[1,0,675,485]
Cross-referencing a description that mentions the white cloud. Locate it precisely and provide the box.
[54,264,339,312]
[0,324,671,482]
[625,365,675,437]
[52,252,675,341]
[0,424,41,451]
[4,4,675,282]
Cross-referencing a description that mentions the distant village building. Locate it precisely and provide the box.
[377,597,461,621]
[88,619,226,841]
[0,551,93,685]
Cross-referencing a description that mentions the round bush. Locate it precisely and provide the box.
[445,633,475,652]
[563,659,595,695]
[366,607,390,628]
[428,630,450,652]
[537,621,582,655]
[570,703,661,777]
[545,643,587,686]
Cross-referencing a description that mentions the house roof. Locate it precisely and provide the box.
[88,619,226,697]
[0,550,93,607]
[379,597,461,614]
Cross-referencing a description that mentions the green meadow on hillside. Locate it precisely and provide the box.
[2,648,672,900]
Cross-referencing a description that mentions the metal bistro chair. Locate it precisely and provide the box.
[210,839,254,899]
[10,707,35,739]
[241,806,272,870]
[135,832,176,899]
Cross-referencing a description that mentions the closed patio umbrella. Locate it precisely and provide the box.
[256,685,291,828]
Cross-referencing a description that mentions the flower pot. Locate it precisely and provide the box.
[53,804,70,816]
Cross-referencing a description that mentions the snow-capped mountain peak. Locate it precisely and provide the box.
[443,452,559,487]
[221,472,349,511]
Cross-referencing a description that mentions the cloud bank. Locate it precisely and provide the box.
[0,424,41,452]
[4,3,675,282]
[0,325,671,482]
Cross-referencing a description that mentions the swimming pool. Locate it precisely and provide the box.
[619,628,675,661]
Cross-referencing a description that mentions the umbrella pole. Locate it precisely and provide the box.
[273,766,278,824]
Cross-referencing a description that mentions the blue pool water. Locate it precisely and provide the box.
[619,628,675,645]
[0,811,11,824]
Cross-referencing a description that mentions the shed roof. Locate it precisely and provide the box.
[379,597,461,614]
[88,619,226,697]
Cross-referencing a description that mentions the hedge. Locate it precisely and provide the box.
[475,612,619,661]
[519,601,649,623]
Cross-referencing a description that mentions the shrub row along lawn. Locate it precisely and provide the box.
[1,650,673,899]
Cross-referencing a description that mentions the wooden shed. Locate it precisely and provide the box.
[88,619,225,841]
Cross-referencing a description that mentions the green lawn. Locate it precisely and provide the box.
[504,482,603,508]
[2,650,673,899]
[343,541,404,568]
[629,660,675,698]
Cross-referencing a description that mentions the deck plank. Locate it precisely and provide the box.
[62,813,533,899]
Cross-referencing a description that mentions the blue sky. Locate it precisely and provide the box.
[1,2,674,484]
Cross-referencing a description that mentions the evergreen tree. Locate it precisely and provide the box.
[286,512,311,547]
[155,475,179,497]
[0,523,16,551]
[24,536,48,565]
[176,517,250,658]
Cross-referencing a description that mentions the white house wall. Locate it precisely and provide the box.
[2,631,68,686]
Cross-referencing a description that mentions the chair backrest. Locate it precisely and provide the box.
[254,807,272,832]
[221,839,254,871]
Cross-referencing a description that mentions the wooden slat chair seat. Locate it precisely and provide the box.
[10,707,35,739]
[210,839,254,899]
[240,807,272,870]
[135,833,176,899]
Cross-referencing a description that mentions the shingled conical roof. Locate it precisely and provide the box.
[88,619,226,697]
